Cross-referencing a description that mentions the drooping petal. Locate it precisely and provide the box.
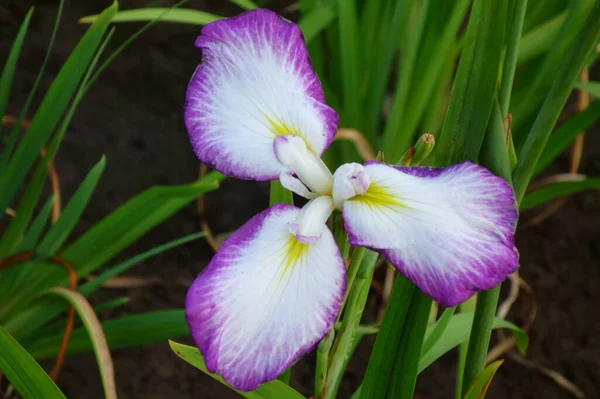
[279,172,318,199]
[340,161,518,306]
[185,204,345,391]
[185,9,338,181]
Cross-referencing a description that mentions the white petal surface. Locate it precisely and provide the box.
[186,204,345,390]
[185,9,338,181]
[342,161,518,306]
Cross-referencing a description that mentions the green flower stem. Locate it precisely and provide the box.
[320,250,379,399]
[454,299,475,399]
[314,328,334,398]
[499,0,528,117]
[460,285,501,396]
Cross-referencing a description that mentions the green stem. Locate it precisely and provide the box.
[499,0,528,117]
[321,250,378,399]
[314,328,334,397]
[387,289,432,399]
[455,299,475,399]
[460,285,501,396]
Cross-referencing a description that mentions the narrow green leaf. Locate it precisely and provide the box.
[418,313,527,373]
[435,0,507,165]
[574,81,600,98]
[461,286,501,397]
[229,0,259,10]
[0,0,63,172]
[37,157,106,256]
[79,8,221,25]
[3,173,223,336]
[521,178,600,210]
[360,276,415,398]
[513,2,600,203]
[299,1,336,44]
[499,0,528,117]
[517,12,566,65]
[0,1,118,223]
[0,325,66,399]
[534,101,600,175]
[79,231,206,296]
[0,8,33,136]
[18,196,56,251]
[421,306,456,357]
[170,341,305,399]
[463,360,504,399]
[42,287,116,399]
[27,311,189,359]
[386,289,432,399]
[337,0,361,129]
[323,250,378,399]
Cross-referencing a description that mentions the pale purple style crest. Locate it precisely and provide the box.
[184,9,338,181]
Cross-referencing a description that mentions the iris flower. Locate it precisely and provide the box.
[184,9,519,391]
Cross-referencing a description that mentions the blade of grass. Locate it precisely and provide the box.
[0,8,33,137]
[322,250,378,399]
[385,289,432,398]
[534,100,600,175]
[513,1,600,203]
[0,1,117,224]
[18,196,56,251]
[37,157,106,256]
[359,275,415,398]
[463,360,504,399]
[79,8,221,25]
[575,81,600,98]
[42,287,116,399]
[79,231,205,296]
[229,0,258,10]
[4,173,223,336]
[421,306,456,356]
[337,0,361,131]
[499,0,528,117]
[435,0,507,165]
[0,325,66,399]
[520,178,600,210]
[387,0,470,161]
[517,11,566,65]
[419,313,527,373]
[0,0,64,172]
[170,341,305,399]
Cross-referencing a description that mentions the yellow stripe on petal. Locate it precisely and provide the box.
[279,235,309,283]
[350,183,409,210]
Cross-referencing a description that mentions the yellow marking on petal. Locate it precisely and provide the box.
[260,111,317,153]
[351,183,409,210]
[279,235,309,284]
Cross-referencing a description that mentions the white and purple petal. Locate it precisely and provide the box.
[340,161,518,307]
[185,9,338,181]
[185,204,345,391]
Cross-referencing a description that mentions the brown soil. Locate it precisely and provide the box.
[1,1,599,398]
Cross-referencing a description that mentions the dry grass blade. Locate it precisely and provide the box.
[333,128,377,161]
[45,286,117,399]
[0,252,77,381]
[86,274,168,289]
[527,68,590,226]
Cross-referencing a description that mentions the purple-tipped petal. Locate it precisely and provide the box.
[185,9,338,181]
[185,204,345,391]
[342,161,519,307]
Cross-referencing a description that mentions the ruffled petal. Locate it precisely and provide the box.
[185,204,345,391]
[185,9,338,181]
[341,161,518,306]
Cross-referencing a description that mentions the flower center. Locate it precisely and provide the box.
[332,163,371,209]
[288,195,335,244]
[273,135,333,195]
